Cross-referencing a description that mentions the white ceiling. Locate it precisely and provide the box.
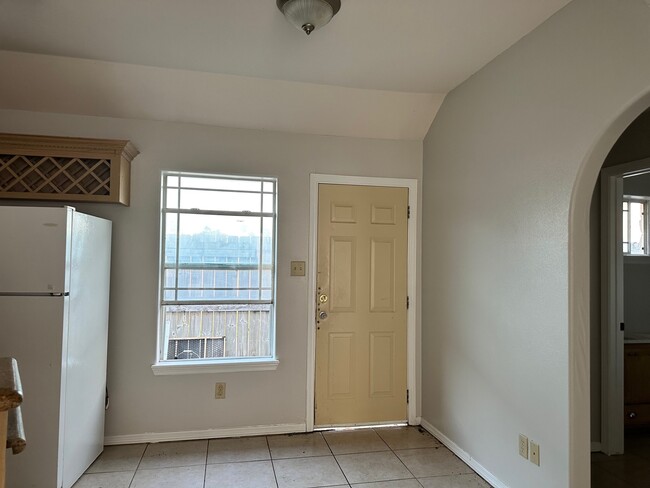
[0,0,572,139]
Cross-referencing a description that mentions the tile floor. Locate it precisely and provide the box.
[73,426,492,488]
[591,430,650,488]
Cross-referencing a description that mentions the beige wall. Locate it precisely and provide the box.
[0,109,422,439]
[421,0,650,486]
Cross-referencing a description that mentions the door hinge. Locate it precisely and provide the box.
[406,296,410,309]
[406,389,410,404]
[407,205,411,219]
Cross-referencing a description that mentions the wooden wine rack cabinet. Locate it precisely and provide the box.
[0,133,139,206]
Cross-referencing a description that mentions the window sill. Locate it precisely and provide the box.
[151,358,279,375]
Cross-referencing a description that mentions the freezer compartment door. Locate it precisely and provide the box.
[0,206,72,294]
[0,295,66,488]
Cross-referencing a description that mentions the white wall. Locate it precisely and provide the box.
[0,109,422,439]
[421,0,650,487]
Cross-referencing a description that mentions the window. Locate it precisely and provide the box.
[156,172,277,370]
[623,197,648,255]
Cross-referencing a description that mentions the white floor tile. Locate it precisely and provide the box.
[268,433,331,459]
[72,471,134,488]
[273,455,347,488]
[351,480,422,488]
[130,465,205,488]
[376,427,440,450]
[419,473,491,487]
[395,447,473,478]
[139,440,208,469]
[324,430,390,455]
[86,444,146,473]
[205,460,277,487]
[208,436,271,463]
[336,451,413,484]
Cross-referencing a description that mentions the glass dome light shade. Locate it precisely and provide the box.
[277,0,341,35]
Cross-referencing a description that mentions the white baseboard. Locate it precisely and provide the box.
[104,423,307,445]
[591,441,602,452]
[419,419,508,488]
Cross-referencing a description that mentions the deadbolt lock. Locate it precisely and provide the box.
[319,294,329,304]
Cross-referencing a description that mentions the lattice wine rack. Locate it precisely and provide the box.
[0,133,138,206]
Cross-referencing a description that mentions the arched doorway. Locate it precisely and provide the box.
[570,92,650,487]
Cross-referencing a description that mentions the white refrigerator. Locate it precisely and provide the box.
[0,206,112,488]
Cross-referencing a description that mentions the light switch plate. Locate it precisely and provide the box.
[291,261,306,276]
[530,441,540,466]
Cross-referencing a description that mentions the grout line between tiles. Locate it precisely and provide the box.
[127,443,148,488]
[386,437,421,482]
[323,430,352,487]
[320,432,351,486]
[202,440,208,488]
[267,435,280,488]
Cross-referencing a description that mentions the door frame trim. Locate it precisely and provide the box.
[306,174,419,430]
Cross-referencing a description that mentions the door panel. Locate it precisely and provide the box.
[328,333,355,398]
[330,237,356,312]
[331,203,357,223]
[315,184,408,426]
[371,205,396,225]
[370,239,395,312]
[369,332,395,397]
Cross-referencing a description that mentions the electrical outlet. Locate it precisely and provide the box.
[519,434,529,459]
[215,382,226,399]
[290,261,306,276]
[530,441,540,466]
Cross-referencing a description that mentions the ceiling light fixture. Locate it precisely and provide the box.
[276,0,341,35]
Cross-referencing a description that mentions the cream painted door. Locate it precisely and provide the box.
[315,184,408,426]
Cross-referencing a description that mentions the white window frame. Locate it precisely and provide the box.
[152,171,279,375]
[622,195,650,259]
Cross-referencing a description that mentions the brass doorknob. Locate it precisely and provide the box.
[319,294,329,304]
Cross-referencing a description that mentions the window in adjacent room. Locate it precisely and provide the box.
[157,172,277,367]
[623,197,648,255]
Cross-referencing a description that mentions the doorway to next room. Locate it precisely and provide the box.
[590,109,650,488]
